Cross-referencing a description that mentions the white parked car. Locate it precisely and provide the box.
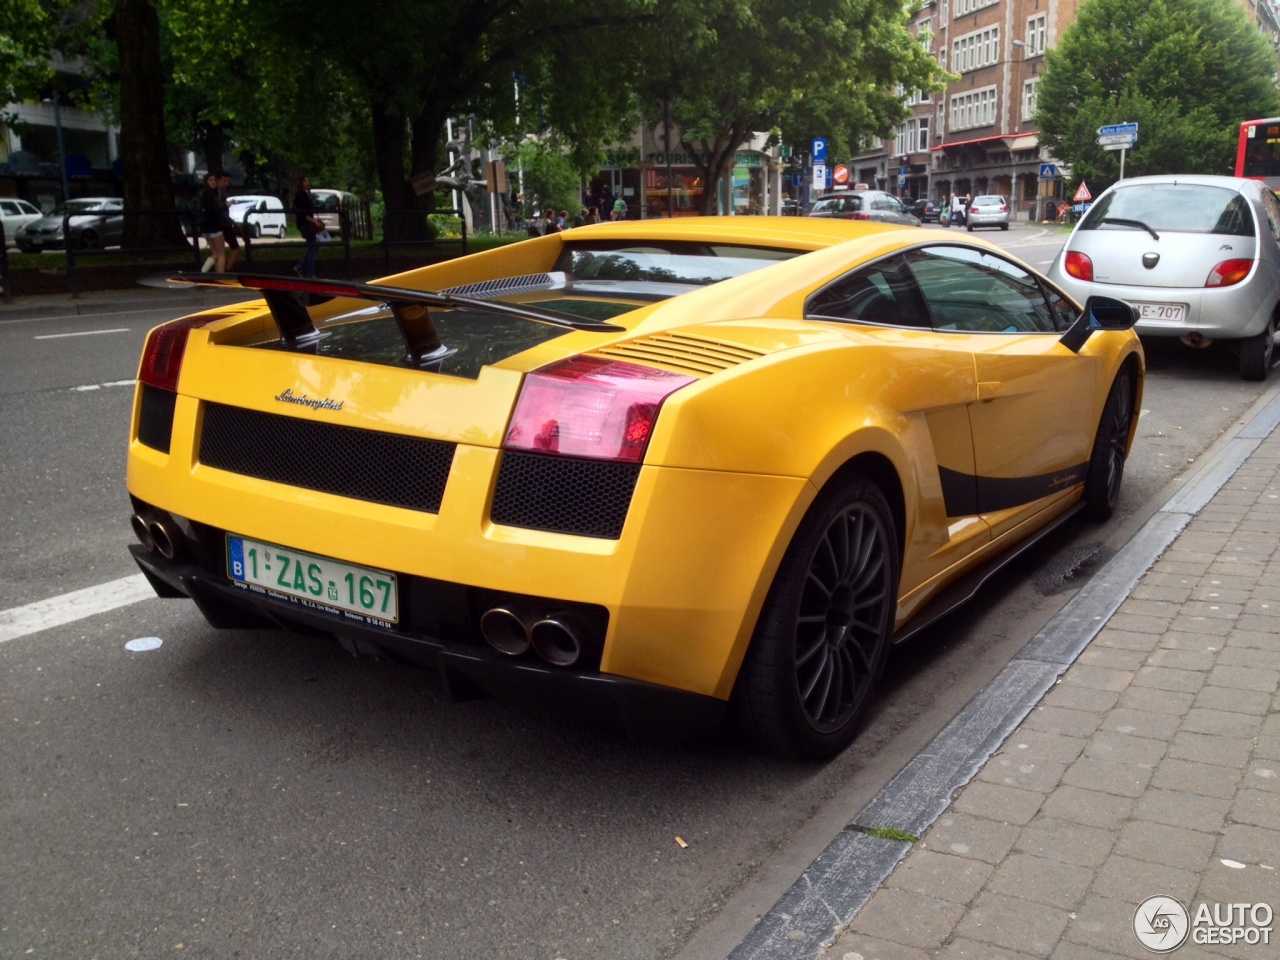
[310,189,356,236]
[225,194,287,239]
[0,198,43,246]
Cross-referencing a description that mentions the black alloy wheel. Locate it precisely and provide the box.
[1239,316,1275,382]
[735,473,898,758]
[79,229,99,249]
[1083,368,1134,521]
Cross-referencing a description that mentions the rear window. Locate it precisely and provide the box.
[974,196,1004,205]
[811,196,863,214]
[555,240,798,286]
[1080,184,1255,237]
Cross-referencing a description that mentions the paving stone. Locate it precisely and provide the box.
[1134,788,1231,833]
[1217,824,1280,866]
[821,930,930,960]
[1180,708,1265,739]
[1042,684,1121,714]
[1152,630,1226,650]
[1114,819,1217,872]
[1062,757,1153,798]
[1062,895,1150,958]
[849,887,964,950]
[1207,664,1280,693]
[1024,706,1105,739]
[1092,627,1166,651]
[954,780,1047,825]
[1016,818,1117,868]
[1040,785,1135,830]
[1000,731,1089,766]
[935,937,1040,960]
[1230,788,1280,829]
[953,891,1070,957]
[1050,941,1141,960]
[1258,736,1280,762]
[1190,584,1251,604]
[1192,684,1273,717]
[1168,732,1256,769]
[1085,731,1168,766]
[1078,646,1149,671]
[1091,853,1198,904]
[1264,714,1280,739]
[1150,757,1242,800]
[1147,646,1220,670]
[883,849,993,904]
[1196,858,1280,912]
[1115,685,1195,716]
[1063,664,1137,692]
[1131,666,1207,694]
[986,851,1096,911]
[1216,645,1280,670]
[1226,628,1280,651]
[1245,763,1280,792]
[1234,613,1280,636]
[919,813,1020,865]
[1103,612,1173,635]
[977,756,1068,795]
[1102,707,1182,741]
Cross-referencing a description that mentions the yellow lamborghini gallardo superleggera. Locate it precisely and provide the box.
[127,217,1143,758]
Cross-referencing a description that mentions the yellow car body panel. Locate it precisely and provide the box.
[126,217,1144,747]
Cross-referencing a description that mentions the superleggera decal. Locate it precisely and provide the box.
[938,464,1087,518]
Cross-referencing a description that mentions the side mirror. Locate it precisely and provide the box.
[1060,295,1138,353]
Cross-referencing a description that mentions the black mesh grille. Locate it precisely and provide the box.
[199,403,455,512]
[491,451,639,539]
[137,384,177,453]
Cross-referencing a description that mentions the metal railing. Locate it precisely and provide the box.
[237,206,351,276]
[64,208,201,296]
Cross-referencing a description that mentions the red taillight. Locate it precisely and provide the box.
[1065,251,1094,282]
[1205,258,1253,287]
[999,205,1008,212]
[504,356,696,463]
[138,313,230,392]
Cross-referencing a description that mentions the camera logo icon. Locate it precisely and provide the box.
[1133,895,1190,953]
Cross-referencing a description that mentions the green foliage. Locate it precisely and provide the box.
[1035,0,1280,193]
[504,138,585,215]
[866,825,919,843]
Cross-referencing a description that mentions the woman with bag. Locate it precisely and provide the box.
[292,174,324,278]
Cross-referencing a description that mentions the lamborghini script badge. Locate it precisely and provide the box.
[274,388,344,411]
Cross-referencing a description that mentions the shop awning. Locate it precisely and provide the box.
[1006,135,1040,151]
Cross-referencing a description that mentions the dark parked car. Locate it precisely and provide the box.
[14,197,124,251]
[912,198,942,223]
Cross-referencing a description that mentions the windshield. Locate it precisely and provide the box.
[555,240,798,287]
[53,200,104,214]
[1080,184,1255,237]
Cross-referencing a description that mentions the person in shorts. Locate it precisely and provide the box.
[198,172,227,272]
[217,172,240,271]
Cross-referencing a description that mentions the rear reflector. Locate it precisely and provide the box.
[505,356,695,463]
[1205,258,1253,288]
[138,313,232,392]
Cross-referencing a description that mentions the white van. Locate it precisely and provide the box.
[310,189,356,236]
[225,194,287,239]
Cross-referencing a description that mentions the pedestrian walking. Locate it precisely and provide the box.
[612,196,627,221]
[198,172,227,273]
[292,173,323,278]
[217,172,240,272]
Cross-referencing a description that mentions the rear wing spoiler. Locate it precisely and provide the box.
[148,271,623,365]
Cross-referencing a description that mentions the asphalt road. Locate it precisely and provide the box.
[1,239,1275,960]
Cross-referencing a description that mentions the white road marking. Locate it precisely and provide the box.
[72,379,137,392]
[34,327,131,340]
[0,574,155,643]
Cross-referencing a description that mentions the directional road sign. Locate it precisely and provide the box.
[1097,122,1138,137]
[1097,133,1137,146]
[1101,143,1131,152]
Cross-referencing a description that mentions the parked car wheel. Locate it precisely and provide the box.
[251,222,262,239]
[1000,223,1009,231]
[277,225,287,239]
[1083,369,1135,521]
[1239,316,1276,382]
[735,472,897,758]
[80,229,99,249]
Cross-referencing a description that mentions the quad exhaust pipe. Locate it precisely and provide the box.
[479,605,590,667]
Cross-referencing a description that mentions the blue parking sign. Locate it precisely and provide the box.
[811,138,827,163]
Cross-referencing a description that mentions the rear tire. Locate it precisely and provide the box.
[1083,368,1134,521]
[80,229,99,249]
[251,222,262,239]
[1239,316,1275,381]
[967,223,974,232]
[1000,223,1009,230]
[734,473,898,758]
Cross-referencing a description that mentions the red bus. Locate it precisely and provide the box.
[1236,117,1280,189]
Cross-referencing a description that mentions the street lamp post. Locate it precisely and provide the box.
[43,96,71,203]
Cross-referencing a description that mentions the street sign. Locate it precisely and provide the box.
[1096,133,1137,146]
[792,172,802,188]
[1073,181,1092,202]
[832,164,850,185]
[1101,143,1130,151]
[1097,122,1138,137]
[812,163,827,189]
[811,138,828,163]
[1039,163,1058,179]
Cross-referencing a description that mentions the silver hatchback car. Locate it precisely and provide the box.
[807,189,920,227]
[966,195,1010,231]
[1048,175,1280,380]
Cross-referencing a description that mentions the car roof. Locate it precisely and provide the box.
[1103,174,1257,194]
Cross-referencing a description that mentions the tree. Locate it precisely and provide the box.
[1035,0,1280,193]
[636,0,947,215]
